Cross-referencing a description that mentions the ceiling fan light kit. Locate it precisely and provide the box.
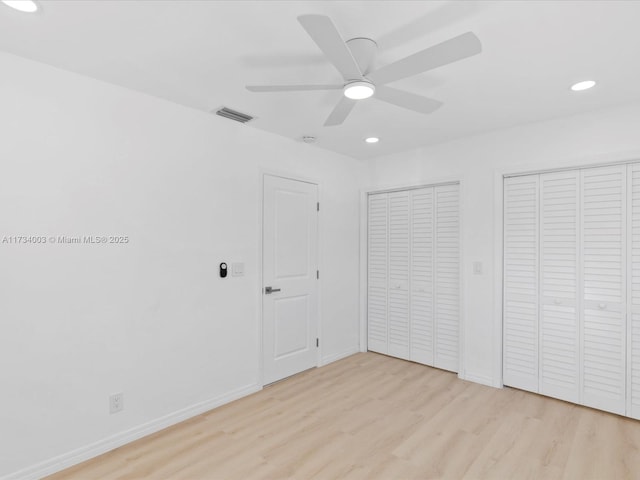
[246,14,482,127]
[343,80,375,100]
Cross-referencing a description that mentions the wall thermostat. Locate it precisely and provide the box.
[219,262,228,278]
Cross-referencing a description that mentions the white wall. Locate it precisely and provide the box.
[366,101,640,387]
[0,52,363,479]
[7,43,640,480]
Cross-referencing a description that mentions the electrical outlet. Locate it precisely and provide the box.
[109,392,124,414]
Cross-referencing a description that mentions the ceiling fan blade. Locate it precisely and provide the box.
[246,84,342,92]
[367,32,481,85]
[298,14,363,81]
[375,86,443,114]
[324,96,356,126]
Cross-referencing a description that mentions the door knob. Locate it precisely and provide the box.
[598,303,607,310]
[265,286,281,294]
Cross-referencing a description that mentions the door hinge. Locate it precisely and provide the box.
[317,202,319,212]
[316,270,319,279]
[316,338,319,347]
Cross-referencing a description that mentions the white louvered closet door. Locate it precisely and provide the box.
[410,188,435,365]
[434,184,460,372]
[628,164,640,419]
[581,165,626,415]
[539,171,580,403]
[387,191,411,360]
[367,193,388,354]
[503,175,539,392]
[368,184,460,370]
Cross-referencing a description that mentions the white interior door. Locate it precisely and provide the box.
[410,188,435,365]
[387,191,410,360]
[580,165,626,415]
[628,163,640,419]
[539,170,580,403]
[503,175,540,392]
[263,175,318,385]
[504,164,639,417]
[433,184,460,372]
[367,193,389,354]
[367,184,460,371]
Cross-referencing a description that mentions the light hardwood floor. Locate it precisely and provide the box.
[48,352,640,480]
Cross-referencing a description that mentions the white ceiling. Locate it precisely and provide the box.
[1,0,640,160]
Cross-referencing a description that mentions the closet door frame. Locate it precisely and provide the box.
[495,152,640,392]
[360,178,464,377]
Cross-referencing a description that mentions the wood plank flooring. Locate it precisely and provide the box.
[47,352,640,479]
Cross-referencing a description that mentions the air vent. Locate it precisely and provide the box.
[215,107,253,124]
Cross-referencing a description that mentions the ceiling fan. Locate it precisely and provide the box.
[246,15,482,127]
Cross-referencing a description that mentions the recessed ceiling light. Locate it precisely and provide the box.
[365,137,379,144]
[570,80,596,92]
[344,81,375,100]
[2,0,38,12]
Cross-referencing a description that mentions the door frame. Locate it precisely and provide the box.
[259,170,321,387]
[359,177,465,378]
[493,149,640,390]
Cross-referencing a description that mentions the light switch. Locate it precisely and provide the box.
[232,262,244,277]
[473,261,483,275]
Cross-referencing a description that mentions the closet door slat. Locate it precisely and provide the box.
[434,184,460,372]
[504,175,539,392]
[367,193,388,354]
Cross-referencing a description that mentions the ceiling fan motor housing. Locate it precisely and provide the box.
[345,37,378,74]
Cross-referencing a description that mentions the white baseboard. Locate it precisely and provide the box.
[460,371,501,388]
[3,383,261,480]
[320,346,359,366]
